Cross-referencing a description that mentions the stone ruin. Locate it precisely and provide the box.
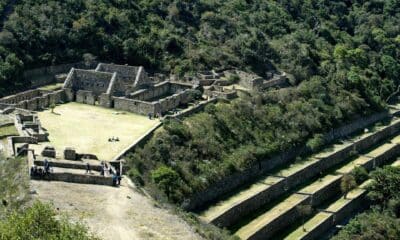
[63,63,198,116]
[0,63,200,117]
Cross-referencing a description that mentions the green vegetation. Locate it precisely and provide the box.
[334,166,400,239]
[119,1,400,203]
[0,0,398,98]
[0,156,29,215]
[0,202,100,240]
[0,124,17,138]
[0,155,98,239]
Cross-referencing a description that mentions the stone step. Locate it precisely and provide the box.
[284,157,400,240]
[34,158,104,172]
[31,167,114,186]
[234,141,400,240]
[199,118,400,228]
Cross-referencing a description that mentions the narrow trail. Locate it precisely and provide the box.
[31,178,202,240]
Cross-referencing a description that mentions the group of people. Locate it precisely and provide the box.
[86,161,122,186]
[108,136,120,142]
[30,159,51,178]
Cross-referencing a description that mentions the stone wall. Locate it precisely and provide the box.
[76,90,96,105]
[209,121,400,228]
[182,111,394,211]
[25,61,98,88]
[129,81,191,102]
[250,194,311,240]
[65,69,113,96]
[32,172,113,186]
[165,98,218,120]
[113,97,156,115]
[0,89,42,104]
[96,63,151,94]
[263,75,288,88]
[0,89,66,111]
[112,122,163,161]
[99,93,112,108]
[34,159,103,172]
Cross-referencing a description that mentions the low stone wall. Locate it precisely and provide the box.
[113,122,163,161]
[301,214,334,240]
[32,172,113,186]
[165,98,218,120]
[0,89,42,105]
[34,159,103,172]
[113,97,156,115]
[25,61,98,88]
[0,89,66,111]
[250,195,311,240]
[183,111,393,211]
[309,177,342,207]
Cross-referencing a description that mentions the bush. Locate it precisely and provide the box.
[306,134,325,152]
[0,202,99,239]
[351,166,369,184]
[151,166,181,199]
[128,168,144,186]
[227,74,240,85]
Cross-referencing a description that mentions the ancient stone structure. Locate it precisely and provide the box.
[15,113,48,142]
[62,63,198,116]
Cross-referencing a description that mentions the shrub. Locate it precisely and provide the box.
[306,134,325,152]
[0,202,98,239]
[351,166,369,184]
[151,166,181,199]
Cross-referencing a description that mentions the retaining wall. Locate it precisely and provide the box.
[249,195,311,240]
[183,111,393,211]
[113,122,163,161]
[209,119,400,227]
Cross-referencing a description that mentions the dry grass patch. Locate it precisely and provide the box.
[37,102,159,160]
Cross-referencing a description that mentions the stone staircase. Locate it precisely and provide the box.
[198,114,400,239]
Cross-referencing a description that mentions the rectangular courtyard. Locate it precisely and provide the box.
[36,102,159,160]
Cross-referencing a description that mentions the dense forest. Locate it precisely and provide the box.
[126,0,400,203]
[0,0,399,238]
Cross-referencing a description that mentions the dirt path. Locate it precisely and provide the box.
[31,178,202,240]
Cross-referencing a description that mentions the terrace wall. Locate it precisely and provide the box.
[182,111,393,211]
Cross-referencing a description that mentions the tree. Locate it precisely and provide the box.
[151,166,180,198]
[0,202,99,239]
[367,166,400,207]
[341,174,357,199]
[296,204,313,232]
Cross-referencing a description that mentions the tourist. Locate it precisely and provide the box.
[116,170,121,185]
[112,174,118,186]
[86,163,91,174]
[44,159,50,174]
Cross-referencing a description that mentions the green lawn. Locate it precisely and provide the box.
[36,102,160,160]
